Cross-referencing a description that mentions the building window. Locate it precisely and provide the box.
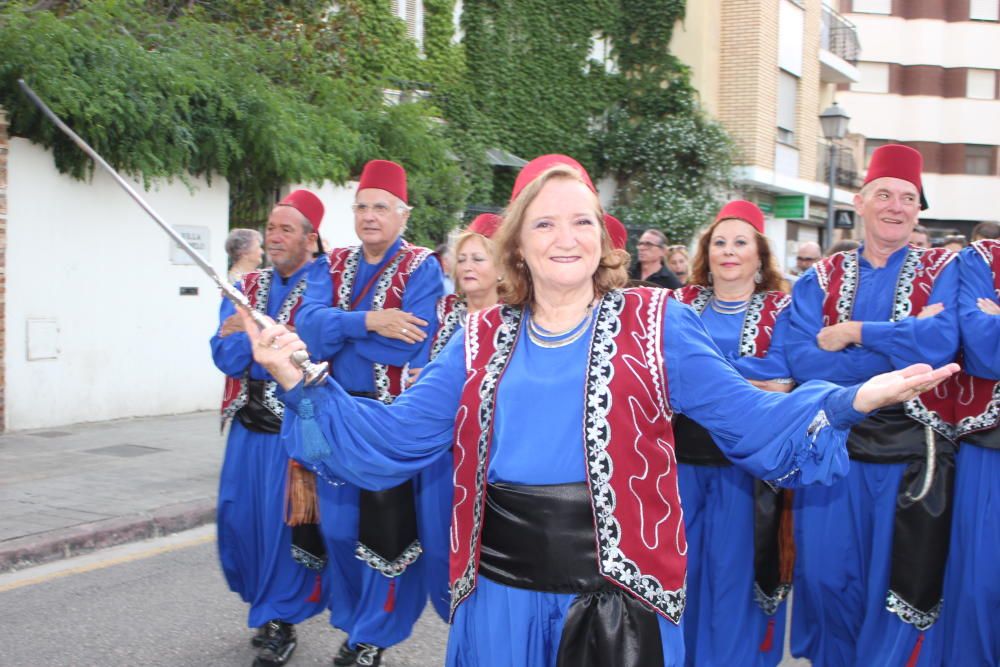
[851,62,890,93]
[851,0,891,14]
[588,33,618,74]
[966,145,996,175]
[967,69,997,99]
[970,0,1000,21]
[777,70,798,145]
[864,139,889,168]
[391,0,425,53]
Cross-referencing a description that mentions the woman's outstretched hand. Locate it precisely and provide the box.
[853,362,960,414]
[239,309,307,390]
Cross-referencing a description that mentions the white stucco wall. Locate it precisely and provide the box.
[6,138,230,430]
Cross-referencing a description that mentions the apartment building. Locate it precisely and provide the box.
[672,0,865,268]
[839,0,1000,242]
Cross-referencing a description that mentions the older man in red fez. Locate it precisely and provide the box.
[211,189,329,666]
[293,160,446,667]
[786,144,960,666]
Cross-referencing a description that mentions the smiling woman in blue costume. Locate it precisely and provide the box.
[671,200,795,667]
[243,155,958,667]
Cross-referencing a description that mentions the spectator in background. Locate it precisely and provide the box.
[909,224,930,248]
[827,239,861,256]
[943,234,967,253]
[225,228,264,285]
[666,245,690,284]
[793,241,822,276]
[436,241,456,295]
[630,228,682,288]
[971,220,1000,242]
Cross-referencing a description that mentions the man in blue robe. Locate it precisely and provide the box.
[295,160,445,667]
[786,145,960,667]
[211,190,328,666]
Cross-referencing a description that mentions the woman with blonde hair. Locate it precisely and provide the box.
[243,156,957,667]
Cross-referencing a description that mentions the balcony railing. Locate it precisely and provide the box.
[817,143,862,189]
[821,7,861,64]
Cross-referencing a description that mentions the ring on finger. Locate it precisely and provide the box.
[401,328,408,334]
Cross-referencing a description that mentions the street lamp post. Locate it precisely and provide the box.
[819,102,851,250]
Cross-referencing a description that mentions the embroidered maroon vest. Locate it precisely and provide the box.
[327,242,434,403]
[673,285,790,358]
[220,268,308,427]
[449,287,686,623]
[953,239,1000,437]
[814,247,957,437]
[430,294,468,362]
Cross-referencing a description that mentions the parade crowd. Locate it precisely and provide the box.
[211,145,998,667]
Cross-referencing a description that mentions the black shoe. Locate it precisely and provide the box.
[253,620,297,666]
[332,640,358,666]
[251,626,267,648]
[354,644,383,667]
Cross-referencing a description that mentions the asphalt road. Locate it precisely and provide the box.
[0,525,449,667]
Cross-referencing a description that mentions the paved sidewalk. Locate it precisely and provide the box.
[0,411,224,572]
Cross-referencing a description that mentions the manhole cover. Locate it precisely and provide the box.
[86,444,166,458]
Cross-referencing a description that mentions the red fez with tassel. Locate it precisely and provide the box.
[604,214,628,250]
[358,159,408,204]
[715,200,765,234]
[510,154,596,203]
[468,213,502,239]
[864,144,928,210]
[278,190,324,231]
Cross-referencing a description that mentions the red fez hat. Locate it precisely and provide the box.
[468,213,502,239]
[278,190,324,231]
[864,144,928,210]
[604,214,628,250]
[358,159,408,204]
[510,154,596,203]
[715,200,765,234]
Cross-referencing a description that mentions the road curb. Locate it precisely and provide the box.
[0,498,216,574]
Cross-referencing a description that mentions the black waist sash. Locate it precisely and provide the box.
[349,392,421,575]
[848,405,955,628]
[236,380,282,434]
[672,417,790,613]
[673,414,729,466]
[963,423,1000,450]
[480,482,663,667]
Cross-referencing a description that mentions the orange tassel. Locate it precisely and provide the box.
[906,633,925,667]
[384,579,396,613]
[759,618,776,652]
[284,460,319,526]
[306,574,322,603]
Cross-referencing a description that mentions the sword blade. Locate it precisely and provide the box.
[17,79,222,285]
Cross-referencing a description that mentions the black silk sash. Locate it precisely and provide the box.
[848,405,955,625]
[358,480,419,567]
[479,482,664,667]
[673,414,729,466]
[963,423,1000,450]
[236,380,282,434]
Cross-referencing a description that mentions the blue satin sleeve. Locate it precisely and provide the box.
[280,331,465,490]
[860,259,959,369]
[959,247,1000,379]
[665,301,863,487]
[294,259,367,361]
[786,270,895,385]
[210,290,253,377]
[729,308,793,380]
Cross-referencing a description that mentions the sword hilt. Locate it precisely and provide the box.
[220,281,329,386]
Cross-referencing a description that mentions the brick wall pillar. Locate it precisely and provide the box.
[0,107,7,431]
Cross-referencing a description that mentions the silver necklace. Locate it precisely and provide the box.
[527,304,595,349]
[709,296,749,315]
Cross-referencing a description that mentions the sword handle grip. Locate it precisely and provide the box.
[291,350,329,386]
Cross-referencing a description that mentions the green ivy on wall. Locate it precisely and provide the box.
[0,0,734,246]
